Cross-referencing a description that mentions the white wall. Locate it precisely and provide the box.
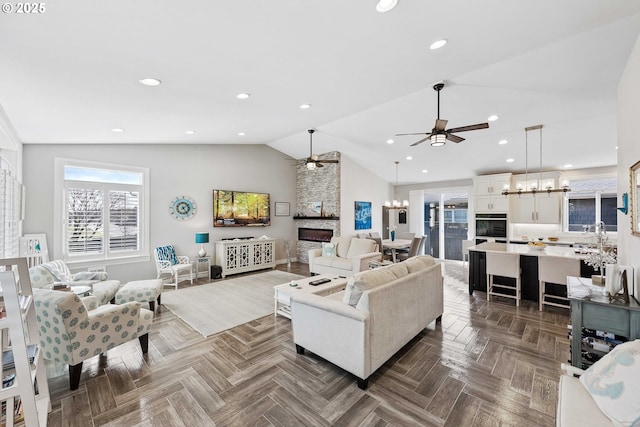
[340,155,392,237]
[22,144,297,282]
[617,32,640,291]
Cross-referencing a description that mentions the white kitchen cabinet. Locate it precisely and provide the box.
[473,173,511,213]
[510,172,562,224]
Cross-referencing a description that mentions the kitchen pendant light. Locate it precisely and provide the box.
[384,161,409,209]
[502,125,571,196]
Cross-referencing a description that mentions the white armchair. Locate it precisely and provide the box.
[154,245,193,289]
[33,289,154,390]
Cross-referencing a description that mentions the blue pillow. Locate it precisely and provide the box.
[322,242,336,257]
[156,245,178,265]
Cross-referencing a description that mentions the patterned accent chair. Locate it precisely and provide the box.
[154,245,193,290]
[29,259,121,306]
[33,289,154,390]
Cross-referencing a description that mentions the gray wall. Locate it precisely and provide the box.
[22,143,297,282]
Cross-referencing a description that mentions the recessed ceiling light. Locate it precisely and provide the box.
[238,132,246,136]
[111,128,124,133]
[299,104,312,109]
[615,146,619,150]
[139,78,161,86]
[185,130,196,135]
[488,115,499,122]
[406,156,412,160]
[236,93,251,99]
[429,39,448,50]
[376,0,398,13]
[498,139,508,145]
[386,139,394,144]
[506,158,514,163]
[422,169,428,173]
[564,164,573,169]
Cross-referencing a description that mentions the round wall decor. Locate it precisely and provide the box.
[169,196,197,221]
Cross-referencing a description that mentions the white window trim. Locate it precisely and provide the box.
[563,190,618,235]
[54,157,150,266]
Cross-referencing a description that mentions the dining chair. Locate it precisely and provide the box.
[486,252,521,307]
[538,256,580,311]
[462,239,474,270]
[397,236,426,261]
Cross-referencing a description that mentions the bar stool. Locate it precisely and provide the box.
[486,252,521,307]
[538,256,580,311]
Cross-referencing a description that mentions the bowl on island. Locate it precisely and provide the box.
[528,242,547,251]
[547,237,559,242]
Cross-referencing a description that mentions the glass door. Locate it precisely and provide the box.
[423,192,469,260]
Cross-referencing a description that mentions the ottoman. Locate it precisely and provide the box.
[115,279,163,312]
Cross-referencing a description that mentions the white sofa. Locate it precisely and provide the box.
[291,255,443,389]
[308,236,381,276]
[557,364,613,426]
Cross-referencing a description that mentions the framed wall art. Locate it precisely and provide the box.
[275,202,290,216]
[355,201,372,230]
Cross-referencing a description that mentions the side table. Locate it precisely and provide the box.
[194,256,211,282]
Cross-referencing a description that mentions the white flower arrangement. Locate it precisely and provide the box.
[387,225,397,232]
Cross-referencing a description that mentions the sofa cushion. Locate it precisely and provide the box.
[322,242,337,257]
[580,339,640,426]
[404,255,436,273]
[331,236,352,258]
[386,263,409,278]
[346,238,376,258]
[558,374,613,427]
[315,256,353,271]
[342,268,397,306]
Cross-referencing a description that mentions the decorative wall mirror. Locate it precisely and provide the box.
[631,160,640,236]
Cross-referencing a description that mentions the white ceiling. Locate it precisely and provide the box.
[1,1,640,184]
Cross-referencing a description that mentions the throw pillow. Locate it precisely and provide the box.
[322,242,337,257]
[156,245,179,265]
[386,262,409,279]
[346,238,376,258]
[342,268,396,306]
[579,339,640,426]
[332,236,352,259]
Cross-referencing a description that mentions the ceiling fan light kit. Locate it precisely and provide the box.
[397,82,489,148]
[305,129,339,170]
[501,124,572,196]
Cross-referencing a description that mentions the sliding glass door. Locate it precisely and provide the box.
[423,192,469,260]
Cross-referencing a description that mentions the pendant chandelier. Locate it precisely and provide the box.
[384,161,409,209]
[502,124,571,196]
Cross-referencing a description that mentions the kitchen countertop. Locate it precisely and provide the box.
[469,242,588,260]
[509,238,576,246]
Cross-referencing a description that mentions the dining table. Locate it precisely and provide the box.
[381,238,412,263]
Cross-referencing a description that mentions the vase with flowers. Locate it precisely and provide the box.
[387,225,397,241]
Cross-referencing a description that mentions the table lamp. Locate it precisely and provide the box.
[195,232,209,257]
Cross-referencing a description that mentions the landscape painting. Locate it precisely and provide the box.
[213,190,270,227]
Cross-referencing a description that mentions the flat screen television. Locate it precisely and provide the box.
[213,190,270,227]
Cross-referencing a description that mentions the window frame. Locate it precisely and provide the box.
[54,158,150,267]
[563,189,618,234]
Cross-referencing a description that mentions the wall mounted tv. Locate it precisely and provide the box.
[213,190,271,227]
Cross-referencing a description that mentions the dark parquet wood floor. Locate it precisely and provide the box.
[44,262,570,426]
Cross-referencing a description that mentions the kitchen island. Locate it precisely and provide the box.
[468,242,597,302]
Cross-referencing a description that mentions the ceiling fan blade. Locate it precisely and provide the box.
[435,119,448,131]
[446,123,489,133]
[410,136,431,147]
[318,160,339,164]
[395,132,430,136]
[446,133,465,143]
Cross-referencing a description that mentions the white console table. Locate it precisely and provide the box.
[215,238,276,278]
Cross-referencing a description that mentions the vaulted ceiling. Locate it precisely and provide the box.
[1,1,639,183]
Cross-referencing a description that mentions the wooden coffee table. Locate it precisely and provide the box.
[274,274,348,319]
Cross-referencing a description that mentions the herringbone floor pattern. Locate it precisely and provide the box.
[44,262,570,426]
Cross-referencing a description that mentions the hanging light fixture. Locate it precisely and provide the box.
[384,161,409,209]
[502,124,571,196]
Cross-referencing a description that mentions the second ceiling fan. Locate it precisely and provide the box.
[396,82,489,147]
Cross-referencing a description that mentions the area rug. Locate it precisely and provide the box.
[161,270,304,337]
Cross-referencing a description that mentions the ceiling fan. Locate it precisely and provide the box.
[396,82,489,147]
[305,129,338,170]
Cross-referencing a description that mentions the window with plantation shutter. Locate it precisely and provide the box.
[58,159,148,264]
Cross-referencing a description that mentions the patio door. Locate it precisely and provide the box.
[423,192,469,260]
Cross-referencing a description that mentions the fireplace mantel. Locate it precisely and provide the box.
[293,216,340,220]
